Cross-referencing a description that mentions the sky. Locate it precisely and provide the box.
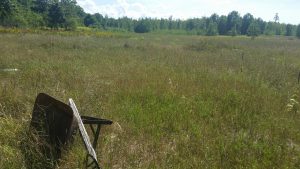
[76,0,300,24]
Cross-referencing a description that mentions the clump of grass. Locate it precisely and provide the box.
[0,116,26,168]
[286,89,300,115]
[287,95,299,113]
[0,115,87,169]
[123,42,131,48]
[0,27,123,38]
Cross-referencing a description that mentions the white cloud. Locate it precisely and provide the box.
[77,0,99,14]
[76,0,229,19]
[77,0,166,18]
[214,0,236,6]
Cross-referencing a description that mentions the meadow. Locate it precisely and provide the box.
[1,31,300,168]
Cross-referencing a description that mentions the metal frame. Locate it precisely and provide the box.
[81,115,113,169]
[30,93,113,169]
[81,116,113,149]
[69,99,113,169]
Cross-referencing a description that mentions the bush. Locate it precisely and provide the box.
[134,20,151,33]
[64,18,77,31]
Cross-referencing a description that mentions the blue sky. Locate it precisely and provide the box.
[77,0,300,24]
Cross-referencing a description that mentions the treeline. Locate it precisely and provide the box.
[0,0,84,30]
[130,14,298,37]
[1,0,300,38]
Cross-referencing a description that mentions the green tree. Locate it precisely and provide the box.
[168,16,173,30]
[286,24,293,36]
[228,26,237,36]
[31,0,49,13]
[118,17,134,31]
[134,19,151,33]
[61,0,80,30]
[83,14,96,27]
[206,22,218,36]
[48,3,65,29]
[247,21,260,39]
[256,18,266,34]
[186,19,195,31]
[210,13,219,23]
[159,19,168,29]
[226,11,242,35]
[275,24,282,35]
[64,17,76,30]
[94,13,104,28]
[0,0,14,22]
[297,24,300,39]
[218,15,227,35]
[264,22,276,35]
[241,13,254,35]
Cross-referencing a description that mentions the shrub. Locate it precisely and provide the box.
[134,20,151,33]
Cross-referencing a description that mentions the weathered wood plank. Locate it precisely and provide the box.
[69,98,97,161]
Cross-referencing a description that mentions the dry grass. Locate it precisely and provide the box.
[1,33,300,168]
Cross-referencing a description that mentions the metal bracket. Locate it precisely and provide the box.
[69,99,113,169]
[81,116,113,150]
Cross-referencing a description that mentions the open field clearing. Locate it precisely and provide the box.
[1,33,300,168]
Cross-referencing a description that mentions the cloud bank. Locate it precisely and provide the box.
[76,0,251,20]
[77,0,171,19]
[76,0,299,24]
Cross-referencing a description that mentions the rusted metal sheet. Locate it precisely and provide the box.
[30,93,77,161]
[29,93,112,169]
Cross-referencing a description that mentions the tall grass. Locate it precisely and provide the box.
[1,33,300,168]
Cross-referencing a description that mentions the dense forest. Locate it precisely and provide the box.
[1,0,300,37]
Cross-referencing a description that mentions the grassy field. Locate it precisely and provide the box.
[1,32,300,168]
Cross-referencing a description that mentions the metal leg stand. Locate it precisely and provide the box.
[81,115,113,169]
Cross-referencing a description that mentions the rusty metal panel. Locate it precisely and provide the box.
[29,93,112,169]
[30,93,77,160]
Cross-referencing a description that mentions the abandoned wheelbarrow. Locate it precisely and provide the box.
[30,93,112,169]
